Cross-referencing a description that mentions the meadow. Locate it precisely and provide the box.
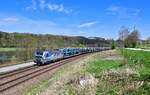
[119,49,150,94]
[0,48,17,52]
[120,49,150,78]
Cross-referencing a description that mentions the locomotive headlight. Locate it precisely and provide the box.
[40,57,43,62]
[42,57,47,63]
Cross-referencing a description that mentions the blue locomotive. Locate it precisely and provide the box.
[34,47,111,65]
[34,50,63,65]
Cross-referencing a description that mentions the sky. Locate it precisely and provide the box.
[0,0,149,39]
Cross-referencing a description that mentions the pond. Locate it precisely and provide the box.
[0,49,35,65]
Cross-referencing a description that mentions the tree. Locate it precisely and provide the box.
[125,29,140,48]
[147,37,150,43]
[118,26,130,41]
[118,26,130,47]
[111,40,116,49]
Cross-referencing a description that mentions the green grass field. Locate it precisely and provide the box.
[86,49,150,95]
[120,49,150,78]
[119,49,150,94]
[0,48,17,52]
[87,59,122,78]
[137,44,150,49]
[120,49,150,64]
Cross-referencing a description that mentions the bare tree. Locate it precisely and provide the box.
[118,26,130,47]
[118,26,130,41]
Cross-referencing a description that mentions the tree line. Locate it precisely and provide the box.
[0,31,111,49]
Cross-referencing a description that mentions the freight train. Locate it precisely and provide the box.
[34,47,110,65]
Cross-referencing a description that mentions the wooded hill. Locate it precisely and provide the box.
[0,31,111,50]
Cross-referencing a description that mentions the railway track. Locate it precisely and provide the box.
[0,65,38,79]
[0,53,89,92]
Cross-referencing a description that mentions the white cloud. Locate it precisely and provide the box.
[0,17,19,26]
[25,0,72,14]
[39,0,46,9]
[47,4,64,12]
[25,0,37,10]
[3,17,19,22]
[78,21,99,28]
[106,6,120,15]
[47,3,71,13]
[106,5,141,19]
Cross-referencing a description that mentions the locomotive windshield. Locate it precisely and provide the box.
[35,51,43,55]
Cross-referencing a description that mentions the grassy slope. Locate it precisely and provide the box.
[24,53,98,95]
[119,49,150,94]
[87,60,122,78]
[120,49,150,79]
[24,50,150,95]
[24,50,121,95]
[86,51,125,95]
[86,49,150,95]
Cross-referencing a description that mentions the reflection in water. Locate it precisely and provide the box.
[0,49,35,65]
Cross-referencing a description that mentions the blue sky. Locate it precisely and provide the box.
[0,0,149,39]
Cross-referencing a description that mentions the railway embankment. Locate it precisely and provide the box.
[0,53,90,95]
[25,49,149,95]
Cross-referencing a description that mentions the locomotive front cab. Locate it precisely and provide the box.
[34,51,53,65]
[34,51,44,65]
